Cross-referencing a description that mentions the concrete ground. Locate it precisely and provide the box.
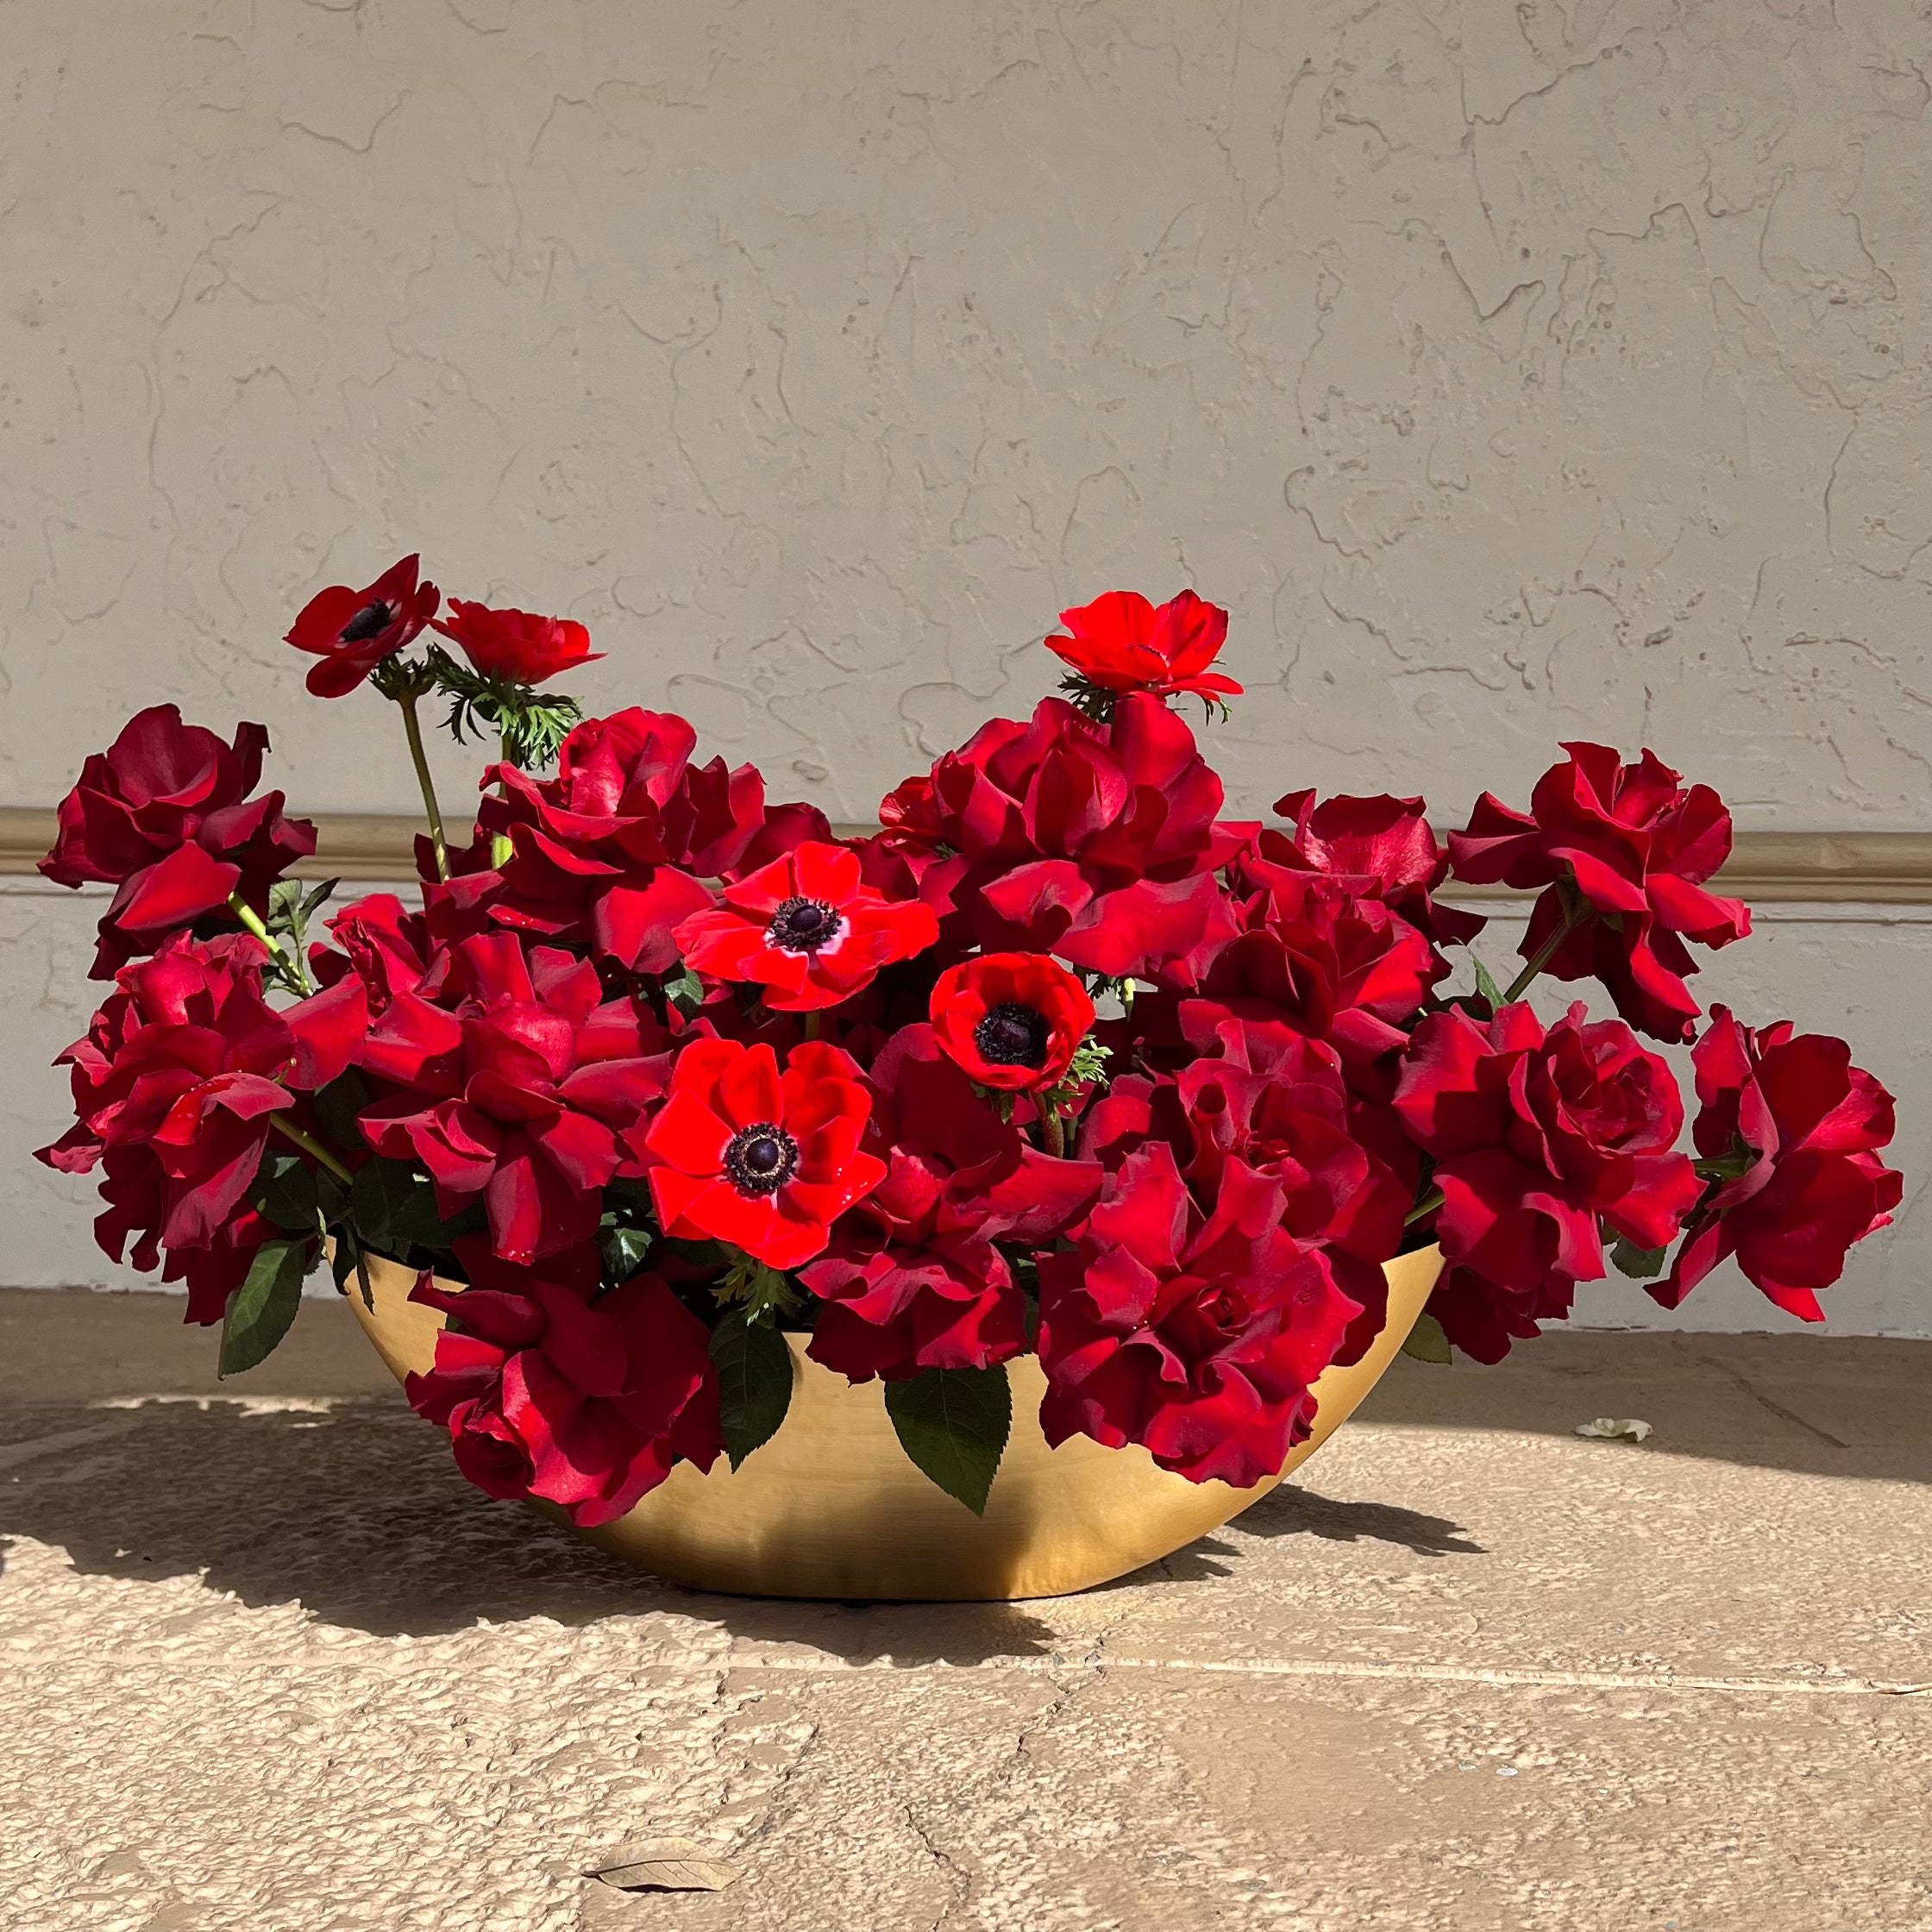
[0,1289,1924,1932]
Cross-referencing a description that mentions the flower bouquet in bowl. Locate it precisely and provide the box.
[34,568,1903,1599]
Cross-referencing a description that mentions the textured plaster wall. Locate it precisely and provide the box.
[1,2,1927,1327]
[3,0,1929,820]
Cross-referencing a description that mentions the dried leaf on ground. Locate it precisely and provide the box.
[1575,1417,1653,1441]
[586,1837,737,1893]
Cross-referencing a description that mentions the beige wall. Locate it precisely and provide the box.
[2,2,1926,1326]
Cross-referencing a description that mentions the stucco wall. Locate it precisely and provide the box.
[2,2,1926,1328]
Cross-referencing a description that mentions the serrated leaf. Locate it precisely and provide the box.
[1471,955,1504,1011]
[1609,1235,1667,1279]
[709,1313,794,1471]
[267,878,305,924]
[884,1364,1012,1515]
[1401,1311,1453,1364]
[219,1238,314,1376]
[249,1150,320,1233]
[329,1224,373,1308]
[299,878,340,921]
[586,1837,737,1893]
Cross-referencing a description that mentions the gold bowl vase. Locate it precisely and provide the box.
[349,1245,1445,1602]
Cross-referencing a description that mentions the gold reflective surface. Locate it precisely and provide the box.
[350,1244,1445,1602]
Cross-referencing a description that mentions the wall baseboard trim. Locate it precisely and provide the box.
[2,807,1927,902]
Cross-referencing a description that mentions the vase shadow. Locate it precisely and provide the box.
[1095,1484,1484,1591]
[0,1395,1065,1653]
[1231,1483,1487,1556]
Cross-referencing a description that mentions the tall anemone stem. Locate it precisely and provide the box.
[395,691,449,881]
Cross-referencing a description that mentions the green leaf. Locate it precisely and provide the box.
[315,1164,349,1227]
[1610,1235,1667,1280]
[884,1364,1013,1515]
[709,1313,795,1471]
[299,878,340,921]
[1471,955,1504,1012]
[659,1235,730,1273]
[249,1151,321,1233]
[350,1157,480,1258]
[599,1221,655,1283]
[1401,1312,1453,1364]
[329,1223,372,1308]
[665,967,706,1019]
[311,1068,372,1151]
[330,1228,356,1292]
[220,1238,314,1376]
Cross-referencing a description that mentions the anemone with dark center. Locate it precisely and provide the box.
[723,1122,801,1197]
[973,1001,1050,1069]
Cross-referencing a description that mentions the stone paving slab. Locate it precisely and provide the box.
[0,1289,1925,1931]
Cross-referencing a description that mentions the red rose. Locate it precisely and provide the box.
[1393,1000,1701,1295]
[801,1236,1025,1383]
[928,951,1095,1093]
[865,694,1250,982]
[405,1241,723,1526]
[1653,1009,1901,1320]
[1447,743,1751,1042]
[312,892,443,1017]
[1037,1144,1361,1486]
[356,933,673,1264]
[1044,589,1244,707]
[478,708,819,975]
[1188,869,1440,1078]
[641,1037,886,1270]
[432,599,605,685]
[1074,1013,1408,1364]
[674,841,939,1012]
[1421,1261,1579,1364]
[40,706,317,977]
[797,1025,1100,1380]
[853,1024,1103,1249]
[1258,789,1485,947]
[284,554,439,697]
[1173,1014,1409,1356]
[36,933,360,1297]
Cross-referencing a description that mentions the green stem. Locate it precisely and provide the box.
[395,692,449,881]
[803,1011,821,1043]
[1503,894,1590,1002]
[1041,1106,1066,1159]
[269,1113,355,1186]
[229,893,309,994]
[1404,1186,1445,1229]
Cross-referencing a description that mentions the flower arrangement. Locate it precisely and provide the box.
[36,571,1903,1522]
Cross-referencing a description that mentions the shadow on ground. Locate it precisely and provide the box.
[1358,1329,1932,1484]
[0,1291,1923,1647]
[0,1395,1079,1653]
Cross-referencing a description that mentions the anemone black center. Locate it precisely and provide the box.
[724,1123,800,1196]
[767,896,843,954]
[973,1001,1051,1069]
[339,599,395,643]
